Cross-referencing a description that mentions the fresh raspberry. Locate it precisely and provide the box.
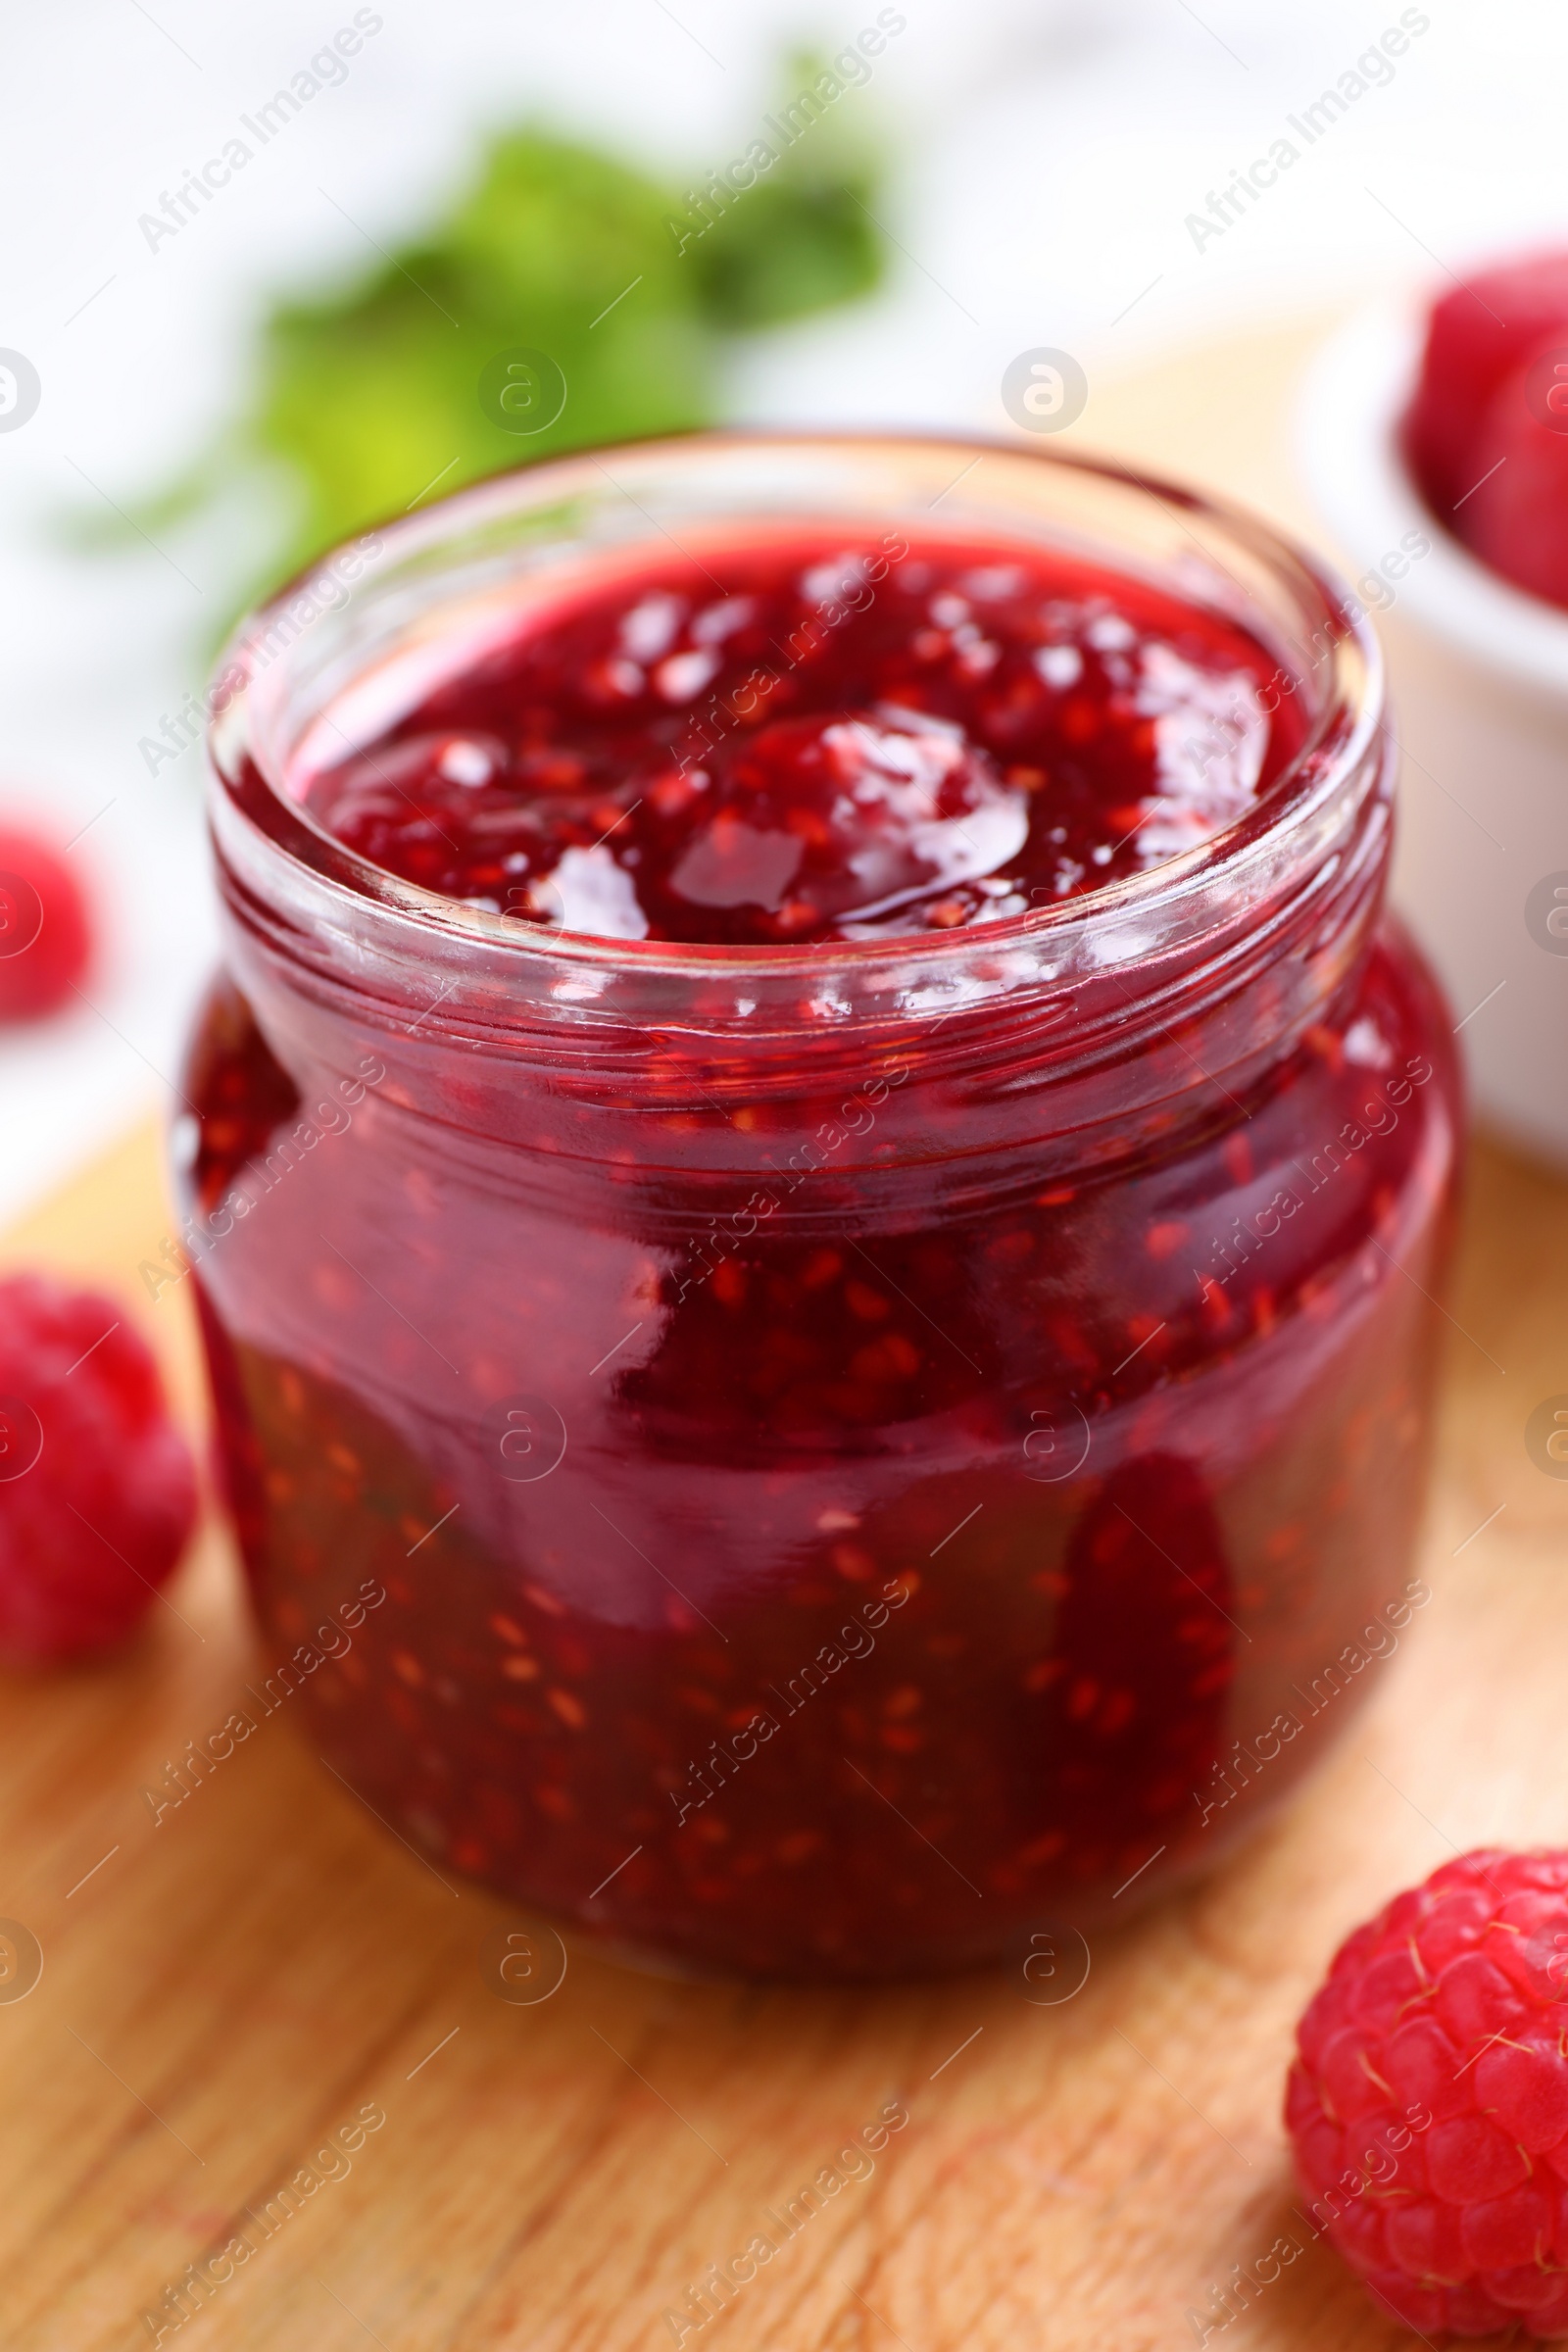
[1402,249,1568,517]
[0,827,92,1019]
[1458,350,1568,609]
[1287,1851,1568,2339]
[0,1275,197,1660]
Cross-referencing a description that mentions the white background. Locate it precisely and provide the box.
[0,0,1561,1223]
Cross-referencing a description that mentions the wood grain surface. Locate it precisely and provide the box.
[3,322,1563,2352]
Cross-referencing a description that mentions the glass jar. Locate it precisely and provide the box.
[180,433,1461,1982]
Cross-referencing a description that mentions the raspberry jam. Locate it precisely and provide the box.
[184,437,1461,1980]
[301,539,1305,944]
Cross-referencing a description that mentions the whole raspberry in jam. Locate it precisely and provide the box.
[1288,1850,1568,2339]
[0,827,92,1020]
[0,1275,198,1661]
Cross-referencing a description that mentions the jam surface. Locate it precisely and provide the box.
[302,537,1305,943]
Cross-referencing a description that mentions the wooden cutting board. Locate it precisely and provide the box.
[5,323,1566,2352]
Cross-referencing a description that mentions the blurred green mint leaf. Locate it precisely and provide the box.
[116,60,894,618]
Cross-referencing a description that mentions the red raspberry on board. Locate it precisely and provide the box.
[0,827,92,1020]
[0,1275,197,1661]
[1288,1851,1568,2339]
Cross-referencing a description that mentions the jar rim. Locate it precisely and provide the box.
[207,428,1385,1038]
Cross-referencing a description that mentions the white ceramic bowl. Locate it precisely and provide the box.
[1298,303,1568,1167]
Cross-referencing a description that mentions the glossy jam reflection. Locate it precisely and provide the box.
[300,537,1306,944]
